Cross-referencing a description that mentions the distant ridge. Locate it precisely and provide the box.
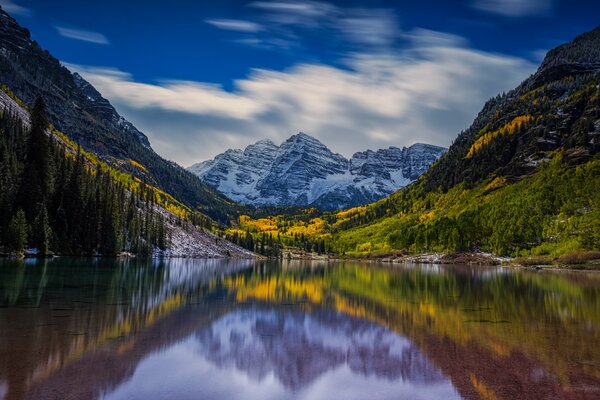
[189,132,446,210]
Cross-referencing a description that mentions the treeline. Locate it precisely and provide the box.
[0,98,168,256]
[226,230,282,257]
[226,230,328,257]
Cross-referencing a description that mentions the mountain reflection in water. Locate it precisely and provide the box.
[104,309,458,400]
[0,258,599,400]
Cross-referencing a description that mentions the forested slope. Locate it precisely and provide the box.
[0,7,236,223]
[328,26,600,256]
[0,89,253,258]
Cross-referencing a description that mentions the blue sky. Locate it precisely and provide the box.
[2,0,600,165]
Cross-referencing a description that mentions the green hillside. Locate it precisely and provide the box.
[329,28,600,257]
[332,152,600,257]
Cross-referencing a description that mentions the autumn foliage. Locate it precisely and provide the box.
[466,115,535,158]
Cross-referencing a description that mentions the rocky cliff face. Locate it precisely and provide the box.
[189,133,446,210]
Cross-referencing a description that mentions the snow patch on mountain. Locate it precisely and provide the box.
[188,133,446,210]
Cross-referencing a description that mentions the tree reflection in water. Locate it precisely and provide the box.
[0,258,598,400]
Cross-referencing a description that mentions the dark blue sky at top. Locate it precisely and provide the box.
[3,0,600,165]
[8,0,600,88]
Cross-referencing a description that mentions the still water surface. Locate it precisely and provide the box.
[0,258,599,400]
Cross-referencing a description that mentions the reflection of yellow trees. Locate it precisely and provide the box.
[333,295,368,320]
[226,275,323,304]
[29,292,186,385]
[470,373,498,400]
[225,264,600,384]
[329,265,600,382]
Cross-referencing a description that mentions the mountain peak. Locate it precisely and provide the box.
[189,134,446,210]
[408,142,447,152]
[286,132,326,146]
[539,25,600,71]
[295,132,312,139]
[530,25,600,90]
[254,138,277,146]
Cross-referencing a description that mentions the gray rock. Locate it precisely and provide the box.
[189,132,446,210]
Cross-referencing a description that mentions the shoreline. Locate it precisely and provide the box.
[280,250,600,271]
[2,250,599,271]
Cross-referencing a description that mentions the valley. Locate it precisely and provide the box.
[0,6,598,265]
[0,2,599,400]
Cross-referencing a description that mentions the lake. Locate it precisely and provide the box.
[0,258,599,400]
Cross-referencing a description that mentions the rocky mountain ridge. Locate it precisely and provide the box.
[189,133,446,210]
[422,25,600,193]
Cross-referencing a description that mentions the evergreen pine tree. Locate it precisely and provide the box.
[20,97,53,220]
[8,209,28,252]
[33,203,52,254]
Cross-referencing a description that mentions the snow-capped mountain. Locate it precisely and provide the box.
[188,133,446,210]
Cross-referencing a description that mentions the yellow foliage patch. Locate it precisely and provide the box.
[225,228,246,237]
[128,159,149,173]
[239,215,278,233]
[336,206,366,220]
[356,242,372,253]
[419,211,435,223]
[286,218,326,237]
[469,374,498,400]
[466,115,535,158]
[485,177,507,192]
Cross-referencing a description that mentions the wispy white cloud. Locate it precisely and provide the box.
[64,65,263,119]
[67,29,535,166]
[55,26,110,45]
[336,9,401,47]
[205,19,264,32]
[250,1,334,17]
[472,0,555,17]
[234,37,297,50]
[247,1,403,49]
[0,0,31,17]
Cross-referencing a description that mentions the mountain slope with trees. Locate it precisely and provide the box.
[327,25,600,257]
[0,7,235,224]
[0,96,168,255]
[233,26,600,260]
[0,89,253,258]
